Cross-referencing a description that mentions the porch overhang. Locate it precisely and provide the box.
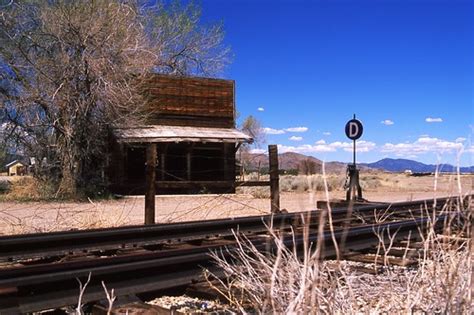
[114,125,253,144]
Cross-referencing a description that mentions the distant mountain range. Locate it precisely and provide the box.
[361,158,474,173]
[243,153,473,174]
[243,152,373,174]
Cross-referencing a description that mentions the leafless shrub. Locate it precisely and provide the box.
[0,176,56,201]
[279,174,345,192]
[0,0,230,198]
[0,203,131,235]
[360,178,382,190]
[101,281,117,315]
[298,158,321,175]
[0,178,11,193]
[72,274,117,315]
[75,272,92,315]
[206,228,329,313]
[247,187,270,199]
[207,194,472,313]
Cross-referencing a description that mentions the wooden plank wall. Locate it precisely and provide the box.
[144,75,235,128]
[108,142,238,195]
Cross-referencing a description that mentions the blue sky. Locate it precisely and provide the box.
[200,0,473,166]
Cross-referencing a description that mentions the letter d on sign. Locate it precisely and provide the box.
[349,122,359,138]
[345,118,363,140]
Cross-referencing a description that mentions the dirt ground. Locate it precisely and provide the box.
[0,173,472,235]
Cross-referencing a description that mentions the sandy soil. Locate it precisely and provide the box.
[0,173,472,235]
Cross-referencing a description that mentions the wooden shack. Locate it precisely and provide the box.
[6,160,26,176]
[109,74,252,194]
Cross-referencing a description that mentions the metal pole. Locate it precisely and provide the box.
[353,113,356,167]
[353,139,356,166]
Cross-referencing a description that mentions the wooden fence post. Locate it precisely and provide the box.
[145,143,157,225]
[269,144,280,213]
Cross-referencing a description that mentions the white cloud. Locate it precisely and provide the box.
[455,137,466,143]
[262,127,285,135]
[322,131,331,136]
[381,119,394,126]
[262,126,309,134]
[257,107,264,112]
[417,137,438,144]
[330,140,376,153]
[250,148,266,154]
[276,140,376,154]
[277,144,335,153]
[396,153,418,159]
[289,136,303,141]
[425,117,443,123]
[355,141,377,153]
[285,127,308,133]
[381,136,464,156]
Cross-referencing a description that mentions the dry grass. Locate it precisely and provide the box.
[0,176,132,234]
[207,193,472,314]
[279,174,345,192]
[0,176,57,201]
[0,202,131,235]
[0,171,469,313]
[0,173,471,236]
[241,172,434,194]
[240,173,394,197]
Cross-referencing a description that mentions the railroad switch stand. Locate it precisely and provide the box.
[344,115,364,202]
[344,164,363,201]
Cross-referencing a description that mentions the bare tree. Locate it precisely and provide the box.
[238,115,264,178]
[144,0,232,76]
[240,115,264,148]
[0,143,6,171]
[298,158,320,175]
[0,0,230,197]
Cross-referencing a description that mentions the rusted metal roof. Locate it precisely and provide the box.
[5,160,24,168]
[114,125,253,143]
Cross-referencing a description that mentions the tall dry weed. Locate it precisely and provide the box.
[279,174,345,192]
[0,177,57,201]
[0,204,131,235]
[207,193,472,314]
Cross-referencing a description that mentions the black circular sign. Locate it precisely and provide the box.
[345,119,363,140]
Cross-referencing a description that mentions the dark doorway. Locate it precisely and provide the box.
[192,144,224,180]
[126,146,146,183]
[164,144,187,181]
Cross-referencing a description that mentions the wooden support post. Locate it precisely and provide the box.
[145,143,157,225]
[269,144,280,213]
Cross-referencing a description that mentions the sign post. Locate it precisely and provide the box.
[344,115,364,201]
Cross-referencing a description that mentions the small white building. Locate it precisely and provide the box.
[5,160,26,176]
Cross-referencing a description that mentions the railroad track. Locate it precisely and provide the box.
[0,195,470,313]
[0,196,463,262]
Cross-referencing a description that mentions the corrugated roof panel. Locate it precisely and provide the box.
[114,125,253,143]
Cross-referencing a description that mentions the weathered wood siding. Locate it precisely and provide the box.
[109,142,237,195]
[145,75,235,128]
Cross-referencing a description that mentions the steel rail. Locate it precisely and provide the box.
[0,213,455,314]
[0,196,466,261]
